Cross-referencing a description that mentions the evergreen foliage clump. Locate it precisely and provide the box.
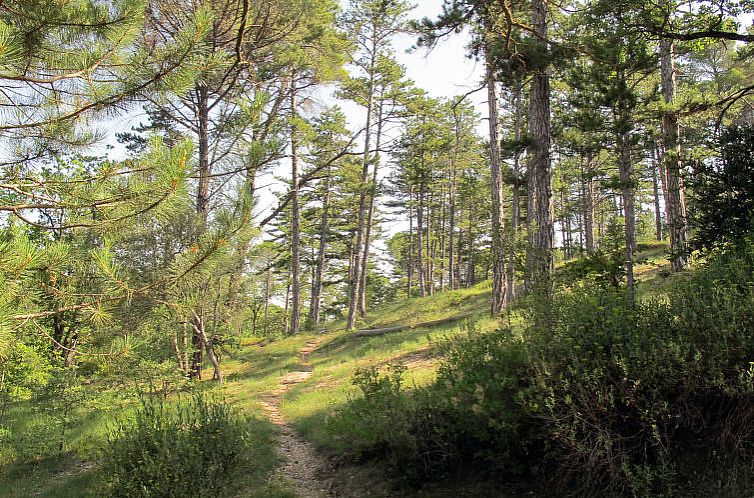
[690,125,754,251]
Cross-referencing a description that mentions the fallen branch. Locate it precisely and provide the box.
[353,312,478,337]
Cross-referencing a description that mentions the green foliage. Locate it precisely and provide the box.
[101,394,255,498]
[689,125,754,251]
[326,240,754,496]
[326,363,459,483]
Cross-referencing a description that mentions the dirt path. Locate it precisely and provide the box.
[261,339,334,498]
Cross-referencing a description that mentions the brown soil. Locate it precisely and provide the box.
[261,340,335,498]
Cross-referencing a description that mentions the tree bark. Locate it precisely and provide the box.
[192,312,223,383]
[309,163,331,326]
[448,110,459,291]
[426,191,434,296]
[507,90,523,302]
[485,58,508,315]
[346,41,377,330]
[357,101,385,316]
[263,267,271,336]
[617,95,636,300]
[525,0,554,295]
[651,144,663,241]
[417,189,426,297]
[196,83,211,221]
[660,37,688,271]
[582,155,596,253]
[407,186,414,297]
[289,79,302,335]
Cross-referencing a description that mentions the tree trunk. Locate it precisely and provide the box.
[525,0,554,295]
[485,59,508,315]
[660,37,688,271]
[346,40,378,330]
[407,186,414,297]
[466,209,475,288]
[289,79,302,335]
[263,267,271,336]
[196,84,211,221]
[617,96,636,300]
[439,188,447,293]
[582,155,596,253]
[190,314,204,380]
[417,189,426,297]
[283,278,291,336]
[426,192,434,296]
[358,102,385,316]
[309,163,331,326]
[449,111,459,291]
[193,312,223,383]
[507,90,523,303]
[457,223,464,288]
[651,145,663,241]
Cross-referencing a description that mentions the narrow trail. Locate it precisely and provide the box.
[261,339,334,498]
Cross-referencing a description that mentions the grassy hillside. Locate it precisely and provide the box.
[3,240,693,497]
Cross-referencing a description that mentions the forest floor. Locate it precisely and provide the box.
[225,240,674,497]
[0,242,673,497]
[259,339,335,497]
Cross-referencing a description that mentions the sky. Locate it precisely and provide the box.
[88,0,483,274]
[253,0,486,241]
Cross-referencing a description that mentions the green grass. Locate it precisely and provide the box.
[0,385,286,497]
[2,246,678,497]
[221,282,498,454]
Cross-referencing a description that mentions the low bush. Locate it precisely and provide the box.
[101,394,254,498]
[326,240,754,496]
[326,363,455,482]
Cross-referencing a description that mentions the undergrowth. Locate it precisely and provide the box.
[101,394,274,498]
[325,240,754,497]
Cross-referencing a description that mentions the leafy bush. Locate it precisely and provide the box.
[327,240,754,496]
[101,394,253,498]
[326,363,462,482]
[533,243,754,495]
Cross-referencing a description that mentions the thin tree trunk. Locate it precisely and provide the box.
[617,96,636,300]
[417,189,426,297]
[426,193,434,296]
[358,102,385,316]
[651,145,663,241]
[439,191,447,293]
[407,187,414,297]
[560,187,568,260]
[457,223,464,288]
[289,79,302,335]
[263,267,271,336]
[507,90,523,302]
[485,54,507,315]
[193,312,223,383]
[448,111,459,291]
[346,40,378,330]
[466,208,475,288]
[309,164,331,326]
[283,278,291,336]
[196,84,211,221]
[583,155,596,254]
[660,36,688,271]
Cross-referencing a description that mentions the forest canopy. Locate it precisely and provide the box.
[0,0,752,496]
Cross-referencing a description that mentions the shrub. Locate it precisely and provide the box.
[101,394,253,498]
[527,242,754,496]
[326,239,754,496]
[326,362,461,482]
